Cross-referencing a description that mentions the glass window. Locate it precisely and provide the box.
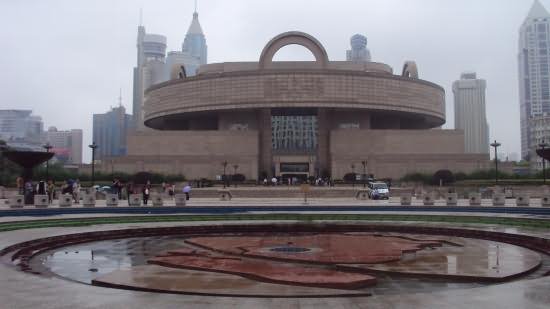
[280,163,309,173]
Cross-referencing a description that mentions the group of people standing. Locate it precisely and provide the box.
[16,177,80,204]
[110,180,189,205]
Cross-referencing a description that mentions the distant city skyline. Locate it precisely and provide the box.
[0,0,541,162]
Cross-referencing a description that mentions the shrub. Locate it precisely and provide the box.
[432,170,455,185]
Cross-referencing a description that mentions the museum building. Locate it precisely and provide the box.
[103,31,488,180]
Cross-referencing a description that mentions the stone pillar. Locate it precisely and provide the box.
[258,108,273,178]
[317,108,330,177]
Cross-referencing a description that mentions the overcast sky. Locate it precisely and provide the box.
[0,0,541,162]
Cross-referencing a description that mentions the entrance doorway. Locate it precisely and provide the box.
[281,173,308,185]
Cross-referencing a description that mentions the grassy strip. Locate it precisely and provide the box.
[0,214,549,233]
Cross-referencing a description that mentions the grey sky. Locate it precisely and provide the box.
[0,0,537,162]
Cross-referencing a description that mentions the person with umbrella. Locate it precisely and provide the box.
[183,183,191,200]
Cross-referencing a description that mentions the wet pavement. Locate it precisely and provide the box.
[0,220,549,308]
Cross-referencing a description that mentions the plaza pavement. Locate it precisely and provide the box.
[0,220,549,308]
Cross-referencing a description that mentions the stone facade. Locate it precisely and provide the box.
[102,31,490,181]
[99,130,258,180]
[330,130,488,179]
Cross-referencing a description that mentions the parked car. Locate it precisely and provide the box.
[93,185,113,194]
[367,182,390,200]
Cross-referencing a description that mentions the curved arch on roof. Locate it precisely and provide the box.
[402,61,419,78]
[259,31,329,69]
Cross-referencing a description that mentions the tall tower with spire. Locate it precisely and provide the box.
[164,8,207,79]
[518,0,550,167]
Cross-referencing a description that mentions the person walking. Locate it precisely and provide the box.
[37,180,46,195]
[73,179,81,204]
[168,183,175,199]
[142,181,151,205]
[16,176,24,195]
[183,183,191,200]
[47,180,55,204]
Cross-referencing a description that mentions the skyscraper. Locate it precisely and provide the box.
[518,0,550,164]
[132,26,167,131]
[452,72,489,154]
[132,10,207,130]
[346,34,371,62]
[93,106,132,160]
[164,10,207,80]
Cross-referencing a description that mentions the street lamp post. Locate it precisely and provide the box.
[361,160,368,188]
[233,164,239,188]
[222,161,228,188]
[490,140,501,185]
[42,143,52,181]
[89,142,98,187]
[539,141,549,184]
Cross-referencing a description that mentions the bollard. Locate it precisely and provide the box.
[423,193,434,206]
[516,194,530,207]
[400,194,412,206]
[175,194,186,206]
[218,190,232,201]
[492,193,505,206]
[129,194,141,206]
[34,195,48,208]
[469,192,482,206]
[59,194,73,207]
[152,194,163,207]
[106,194,119,207]
[356,189,369,200]
[82,194,96,207]
[9,195,24,208]
[445,192,458,206]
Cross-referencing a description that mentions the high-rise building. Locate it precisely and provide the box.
[93,106,132,160]
[132,10,207,131]
[0,110,43,143]
[346,34,371,62]
[44,127,83,164]
[132,26,167,131]
[452,72,489,154]
[164,10,207,80]
[518,0,550,163]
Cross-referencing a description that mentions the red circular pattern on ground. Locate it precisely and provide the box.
[148,234,443,288]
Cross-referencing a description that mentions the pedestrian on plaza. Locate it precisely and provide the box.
[263,178,268,186]
[47,180,55,204]
[142,181,151,205]
[16,176,24,195]
[183,183,191,200]
[271,177,277,186]
[73,179,81,203]
[37,180,46,195]
[24,180,34,204]
[168,183,175,199]
[161,182,166,193]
